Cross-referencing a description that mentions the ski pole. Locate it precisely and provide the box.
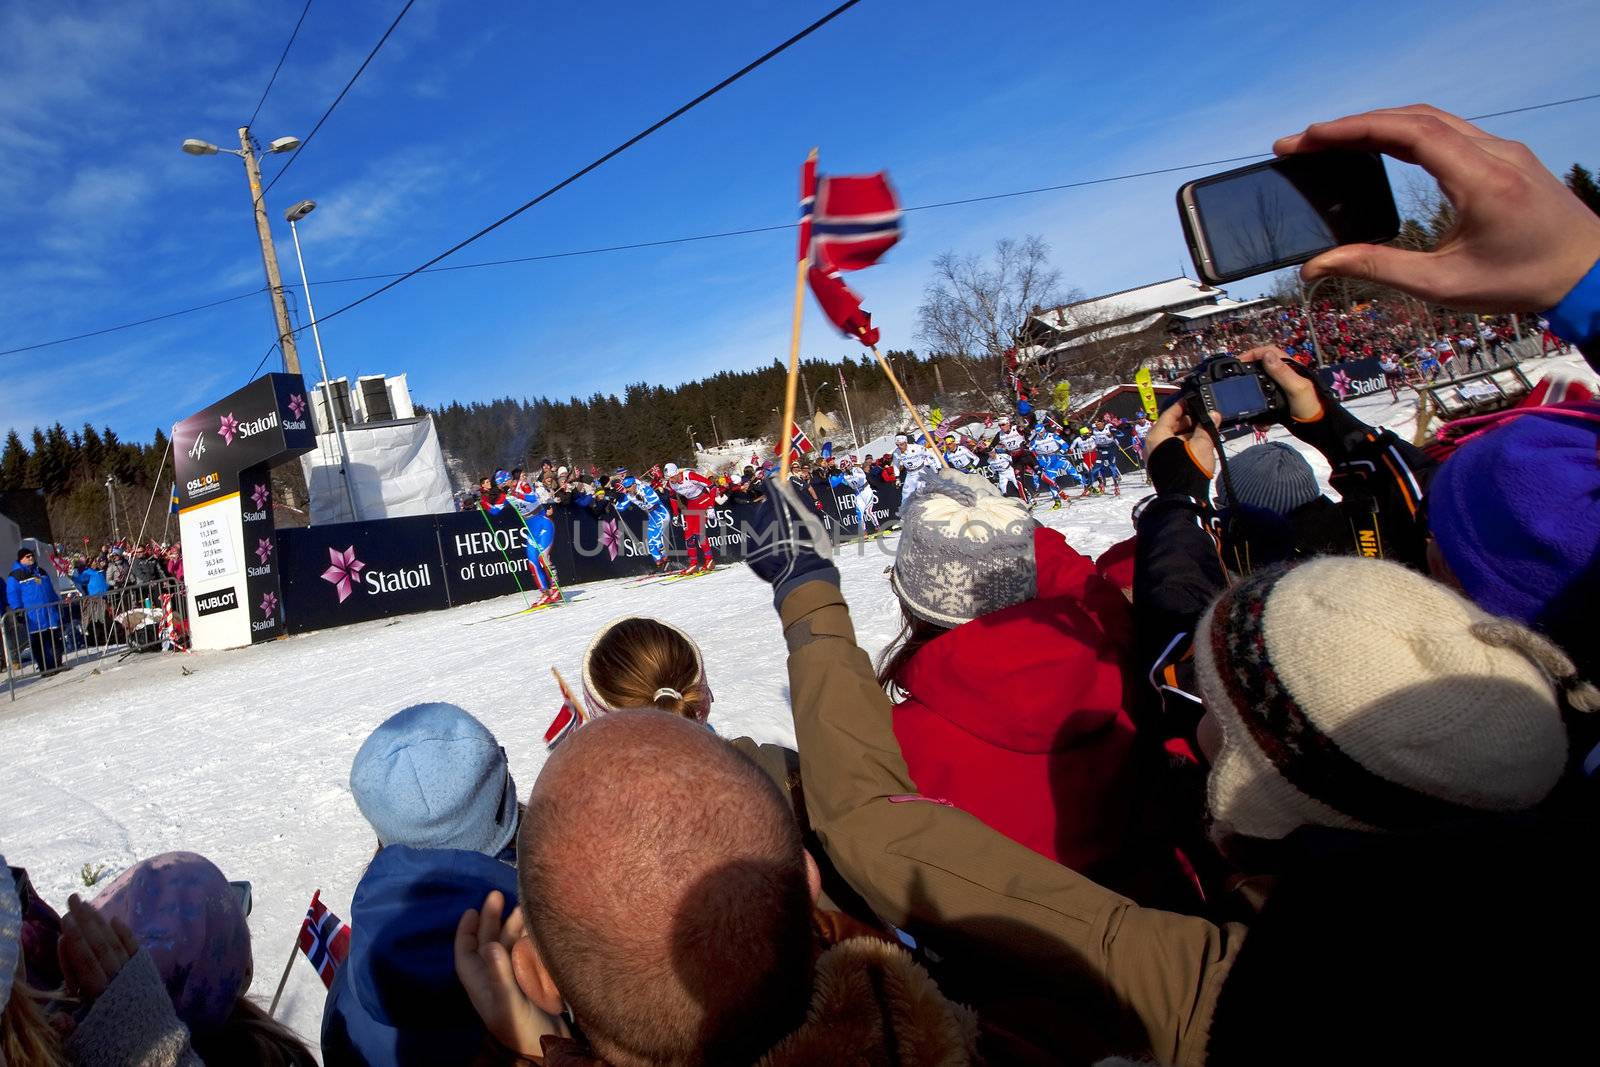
[478,505,531,608]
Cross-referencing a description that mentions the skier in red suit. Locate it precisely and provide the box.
[663,463,725,574]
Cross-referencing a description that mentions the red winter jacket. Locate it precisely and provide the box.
[891,527,1195,906]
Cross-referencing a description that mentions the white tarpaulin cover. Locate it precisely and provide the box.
[300,416,454,525]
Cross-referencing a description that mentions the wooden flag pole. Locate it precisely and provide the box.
[268,890,315,1017]
[870,346,948,468]
[551,666,588,723]
[779,147,818,481]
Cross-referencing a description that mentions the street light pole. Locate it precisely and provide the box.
[237,128,301,374]
[709,414,720,447]
[285,202,359,521]
[838,367,859,449]
[105,475,118,542]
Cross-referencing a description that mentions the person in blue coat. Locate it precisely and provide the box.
[321,845,525,1066]
[6,548,65,674]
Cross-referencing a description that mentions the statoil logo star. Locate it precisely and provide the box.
[321,545,365,603]
[218,412,239,445]
[254,538,273,565]
[259,591,278,617]
[251,483,271,511]
[601,519,622,561]
[287,393,306,419]
[1331,369,1353,399]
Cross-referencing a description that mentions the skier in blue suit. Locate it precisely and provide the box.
[615,477,670,569]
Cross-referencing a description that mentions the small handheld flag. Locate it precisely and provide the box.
[545,667,589,750]
[169,484,180,514]
[296,890,351,990]
[781,422,815,463]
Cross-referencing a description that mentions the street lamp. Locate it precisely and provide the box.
[283,199,360,522]
[811,380,833,418]
[181,127,303,374]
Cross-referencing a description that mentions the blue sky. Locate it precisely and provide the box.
[2,0,1597,443]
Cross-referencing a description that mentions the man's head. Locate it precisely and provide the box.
[516,712,812,1066]
[16,548,34,567]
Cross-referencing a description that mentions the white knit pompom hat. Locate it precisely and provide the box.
[1195,557,1587,842]
[891,469,1037,627]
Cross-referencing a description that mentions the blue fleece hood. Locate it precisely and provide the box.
[321,845,518,1066]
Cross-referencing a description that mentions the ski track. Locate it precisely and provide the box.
[0,354,1588,1051]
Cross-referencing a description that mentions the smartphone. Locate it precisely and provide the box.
[1178,151,1399,285]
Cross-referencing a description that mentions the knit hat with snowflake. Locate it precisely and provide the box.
[891,469,1038,627]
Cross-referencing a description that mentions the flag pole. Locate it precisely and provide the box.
[551,666,588,723]
[870,346,947,468]
[269,889,317,1017]
[779,148,818,481]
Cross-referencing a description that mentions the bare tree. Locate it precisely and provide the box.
[917,236,1072,402]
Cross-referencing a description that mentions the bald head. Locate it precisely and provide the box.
[519,712,811,1066]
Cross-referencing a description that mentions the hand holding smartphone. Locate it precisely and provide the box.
[1178,150,1400,285]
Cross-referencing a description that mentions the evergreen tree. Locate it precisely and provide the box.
[0,430,28,489]
[1566,164,1600,217]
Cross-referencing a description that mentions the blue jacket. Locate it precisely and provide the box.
[82,567,109,596]
[321,845,519,1067]
[6,564,61,633]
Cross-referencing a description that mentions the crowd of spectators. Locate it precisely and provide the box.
[4,104,1600,1066]
[1155,299,1542,382]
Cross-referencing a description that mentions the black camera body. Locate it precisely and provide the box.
[1179,356,1290,428]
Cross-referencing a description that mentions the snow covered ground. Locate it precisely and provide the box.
[0,353,1589,1050]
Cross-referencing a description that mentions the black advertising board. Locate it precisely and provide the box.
[1316,356,1389,402]
[277,514,450,631]
[438,508,548,604]
[172,372,316,510]
[274,490,907,637]
[238,461,286,643]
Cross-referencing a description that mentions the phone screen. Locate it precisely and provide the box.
[1210,374,1269,419]
[1189,152,1397,281]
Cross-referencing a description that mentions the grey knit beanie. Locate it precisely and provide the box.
[1216,442,1321,514]
[891,469,1037,627]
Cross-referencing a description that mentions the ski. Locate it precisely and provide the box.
[466,590,584,626]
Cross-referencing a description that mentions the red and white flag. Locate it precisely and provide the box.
[297,890,351,989]
[544,700,585,750]
[799,155,902,348]
[776,422,816,463]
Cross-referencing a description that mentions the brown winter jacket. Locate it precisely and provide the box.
[778,579,1245,1067]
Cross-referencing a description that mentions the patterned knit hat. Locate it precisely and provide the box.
[891,469,1037,627]
[93,852,253,1032]
[1214,442,1321,514]
[1195,558,1589,842]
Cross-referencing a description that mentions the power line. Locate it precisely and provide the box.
[305,0,868,330]
[260,0,417,199]
[246,0,315,130]
[0,288,267,357]
[5,88,1597,359]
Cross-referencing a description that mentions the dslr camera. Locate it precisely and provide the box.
[1177,356,1290,428]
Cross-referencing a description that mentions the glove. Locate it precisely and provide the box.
[746,479,839,611]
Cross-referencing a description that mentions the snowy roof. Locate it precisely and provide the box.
[1030,277,1224,334]
[1168,297,1273,322]
[1025,313,1167,360]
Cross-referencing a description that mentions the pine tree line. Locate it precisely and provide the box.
[426,350,989,479]
[0,424,173,545]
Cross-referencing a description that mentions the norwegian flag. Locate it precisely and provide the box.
[50,551,71,579]
[544,700,585,750]
[297,890,351,989]
[810,173,902,273]
[780,422,815,463]
[808,265,880,347]
[800,155,902,348]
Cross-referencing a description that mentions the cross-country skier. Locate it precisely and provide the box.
[986,445,1020,498]
[995,415,1026,454]
[1069,428,1102,496]
[663,462,723,574]
[942,433,980,472]
[505,479,562,605]
[892,434,937,502]
[614,476,671,571]
[1028,424,1071,508]
[833,454,881,537]
[1091,421,1124,496]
